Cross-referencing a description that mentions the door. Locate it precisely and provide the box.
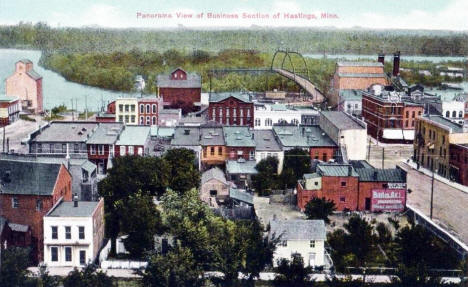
[309,253,316,267]
[365,198,371,211]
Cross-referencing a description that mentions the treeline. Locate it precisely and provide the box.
[1,22,468,55]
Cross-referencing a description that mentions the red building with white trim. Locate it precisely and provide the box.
[208,93,254,127]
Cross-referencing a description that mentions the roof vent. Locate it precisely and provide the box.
[78,131,83,135]
[184,129,190,135]
[82,128,87,132]
[2,170,11,183]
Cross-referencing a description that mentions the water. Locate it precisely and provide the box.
[0,49,140,112]
[304,53,466,63]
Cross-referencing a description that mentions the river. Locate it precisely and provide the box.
[0,49,140,112]
[0,49,465,112]
[304,53,467,63]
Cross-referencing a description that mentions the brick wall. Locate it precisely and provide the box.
[208,99,254,127]
[160,87,201,110]
[309,147,336,162]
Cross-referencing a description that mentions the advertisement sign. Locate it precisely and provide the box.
[371,189,406,212]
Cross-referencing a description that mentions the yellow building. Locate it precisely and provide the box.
[115,98,138,125]
[414,114,468,177]
[200,127,226,167]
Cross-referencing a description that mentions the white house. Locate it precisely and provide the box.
[269,219,326,268]
[253,103,319,129]
[252,130,284,174]
[43,198,105,267]
[427,91,465,125]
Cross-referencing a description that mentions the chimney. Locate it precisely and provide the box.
[73,193,78,207]
[392,51,400,77]
[348,165,352,176]
[373,170,378,180]
[251,133,254,139]
[378,53,385,65]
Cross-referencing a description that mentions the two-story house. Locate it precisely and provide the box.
[86,122,124,174]
[0,158,72,263]
[115,98,138,125]
[200,126,226,168]
[114,126,151,157]
[43,198,105,267]
[269,219,326,268]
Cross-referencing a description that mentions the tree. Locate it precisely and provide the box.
[252,156,279,195]
[281,148,311,187]
[140,246,204,287]
[0,247,30,287]
[36,265,60,287]
[304,197,336,223]
[119,191,163,258]
[164,148,200,194]
[63,264,115,287]
[273,254,312,287]
[343,215,375,266]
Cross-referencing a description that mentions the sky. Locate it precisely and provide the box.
[0,0,467,30]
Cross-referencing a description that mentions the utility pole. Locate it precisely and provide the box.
[71,99,74,121]
[430,167,438,220]
[367,137,371,161]
[381,147,385,169]
[85,95,88,120]
[2,126,5,153]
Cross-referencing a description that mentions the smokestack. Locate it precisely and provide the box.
[73,193,78,207]
[393,51,400,77]
[348,165,352,176]
[378,53,385,65]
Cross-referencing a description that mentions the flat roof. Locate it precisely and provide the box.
[421,114,465,133]
[226,159,257,174]
[273,125,336,148]
[171,126,200,146]
[31,122,98,143]
[86,122,123,144]
[223,126,255,147]
[253,130,281,151]
[269,219,326,241]
[320,111,366,130]
[116,126,150,146]
[47,201,100,217]
[200,127,225,146]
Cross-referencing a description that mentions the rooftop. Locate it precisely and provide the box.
[47,200,100,217]
[200,127,225,146]
[26,70,42,80]
[337,62,384,67]
[252,130,281,151]
[317,163,359,177]
[150,126,175,138]
[223,126,255,147]
[116,126,150,146]
[209,93,252,103]
[0,94,19,102]
[320,111,366,130]
[226,159,257,175]
[354,168,406,182]
[30,121,98,143]
[86,122,124,145]
[421,114,465,133]
[273,125,336,148]
[0,159,64,196]
[157,71,201,88]
[338,73,386,78]
[229,188,254,205]
[202,167,227,185]
[171,126,201,146]
[269,219,326,241]
[339,90,363,101]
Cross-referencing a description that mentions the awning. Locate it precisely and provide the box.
[382,129,415,140]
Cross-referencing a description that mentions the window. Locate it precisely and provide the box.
[412,111,415,118]
[226,108,230,117]
[65,226,71,239]
[128,146,134,155]
[152,116,156,125]
[249,150,255,160]
[210,147,215,156]
[140,104,144,113]
[460,111,463,118]
[125,105,129,112]
[314,181,319,186]
[138,147,143,156]
[265,118,272,126]
[120,145,126,155]
[140,116,144,125]
[310,240,315,248]
[131,115,135,123]
[341,181,346,187]
[212,109,216,119]
[152,104,157,113]
[146,116,150,125]
[62,144,66,153]
[36,199,42,211]
[233,108,237,117]
[119,104,123,112]
[247,109,251,117]
[125,115,129,123]
[65,247,72,262]
[37,143,42,153]
[49,144,53,154]
[280,241,287,247]
[74,144,79,153]
[12,197,19,208]
[118,115,123,122]
[51,226,58,239]
[240,109,244,117]
[254,118,260,126]
[98,145,104,155]
[79,226,85,239]
[51,247,58,262]
[219,108,223,118]
[210,190,217,197]
[405,120,409,127]
[322,153,327,162]
[146,104,150,113]
[218,146,222,155]
[405,111,409,118]
[80,250,86,265]
[340,196,345,202]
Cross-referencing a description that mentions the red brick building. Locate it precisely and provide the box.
[86,122,124,174]
[362,89,423,143]
[0,159,72,263]
[138,97,160,126]
[0,95,21,127]
[449,144,468,186]
[114,126,151,157]
[157,68,201,114]
[209,93,254,127]
[297,161,406,212]
[223,126,256,161]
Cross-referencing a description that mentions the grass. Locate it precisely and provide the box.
[78,111,95,119]
[19,114,36,122]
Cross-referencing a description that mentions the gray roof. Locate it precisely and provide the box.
[81,160,97,173]
[96,112,116,118]
[354,168,406,182]
[18,59,32,64]
[0,159,64,196]
[253,130,281,151]
[150,126,175,138]
[157,69,201,88]
[421,114,465,133]
[171,126,201,146]
[200,127,225,146]
[337,62,383,67]
[320,111,366,130]
[0,154,96,173]
[317,164,359,177]
[26,70,42,80]
[31,122,98,143]
[269,219,326,241]
[226,159,257,174]
[86,122,123,144]
[209,93,252,103]
[223,126,256,147]
[339,89,363,101]
[348,160,374,169]
[273,125,336,148]
[202,167,227,185]
[47,201,100,217]
[229,188,254,205]
[116,126,150,146]
[8,223,29,232]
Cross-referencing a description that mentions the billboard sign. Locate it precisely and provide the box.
[371,189,406,212]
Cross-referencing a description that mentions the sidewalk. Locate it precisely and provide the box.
[28,266,141,278]
[401,160,468,194]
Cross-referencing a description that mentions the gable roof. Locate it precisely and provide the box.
[229,188,253,205]
[202,167,227,185]
[320,111,366,130]
[86,122,124,144]
[209,93,252,103]
[337,62,383,67]
[354,168,406,182]
[269,219,326,241]
[253,130,281,151]
[317,163,359,177]
[171,126,201,146]
[26,70,42,80]
[30,122,98,143]
[116,126,150,146]
[157,70,201,88]
[0,159,63,196]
